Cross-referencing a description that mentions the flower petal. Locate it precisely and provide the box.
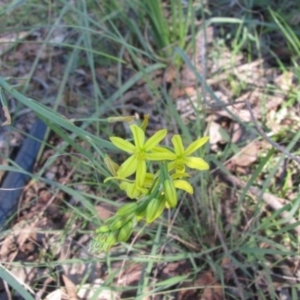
[173,180,194,194]
[150,147,176,160]
[184,156,209,170]
[130,124,145,149]
[120,182,140,199]
[128,184,143,199]
[171,172,190,179]
[146,152,176,161]
[143,173,155,188]
[144,129,167,150]
[167,160,177,172]
[118,155,138,178]
[184,136,209,156]
[136,160,146,187]
[110,137,135,153]
[152,146,174,154]
[104,155,119,176]
[169,158,185,173]
[119,181,129,192]
[171,135,185,156]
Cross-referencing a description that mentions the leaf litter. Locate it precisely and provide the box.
[0,2,300,299]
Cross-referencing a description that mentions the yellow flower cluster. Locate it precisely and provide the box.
[93,117,209,251]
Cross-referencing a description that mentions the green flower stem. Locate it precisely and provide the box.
[160,162,170,181]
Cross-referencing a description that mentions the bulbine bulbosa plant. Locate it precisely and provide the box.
[92,116,209,251]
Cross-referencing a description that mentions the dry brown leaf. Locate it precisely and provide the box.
[62,275,77,300]
[0,220,38,260]
[231,123,244,143]
[210,49,243,75]
[163,64,177,83]
[45,279,119,300]
[215,107,254,122]
[274,71,293,91]
[232,142,259,167]
[197,271,223,300]
[233,59,267,87]
[35,277,55,300]
[0,31,29,56]
[201,286,223,300]
[45,289,69,300]
[178,271,223,300]
[77,279,119,300]
[116,262,143,286]
[61,259,102,286]
[95,203,115,220]
[209,121,223,145]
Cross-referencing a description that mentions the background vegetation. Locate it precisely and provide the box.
[0,0,299,299]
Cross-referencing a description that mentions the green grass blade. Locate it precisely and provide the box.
[0,265,34,300]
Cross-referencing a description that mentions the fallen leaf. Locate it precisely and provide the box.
[178,271,223,300]
[95,203,115,220]
[209,121,223,145]
[62,275,77,300]
[274,71,293,92]
[77,279,119,300]
[232,142,259,167]
[44,289,68,300]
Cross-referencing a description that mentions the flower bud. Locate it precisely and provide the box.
[117,220,133,242]
[105,232,118,248]
[107,116,135,123]
[104,155,119,176]
[96,217,118,233]
[109,217,127,231]
[163,179,177,208]
[117,202,139,216]
[140,114,149,131]
[146,197,166,223]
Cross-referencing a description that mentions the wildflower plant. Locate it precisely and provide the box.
[93,116,209,251]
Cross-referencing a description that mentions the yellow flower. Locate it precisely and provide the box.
[119,180,148,199]
[110,124,172,187]
[104,155,153,199]
[171,172,194,194]
[155,135,209,173]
